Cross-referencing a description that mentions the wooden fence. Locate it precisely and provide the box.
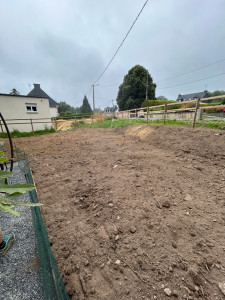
[115,95,225,128]
[0,117,54,137]
[0,114,94,136]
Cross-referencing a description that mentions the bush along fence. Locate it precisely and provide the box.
[115,95,225,128]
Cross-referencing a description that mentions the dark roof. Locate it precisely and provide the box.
[177,91,208,101]
[104,106,117,112]
[27,84,58,108]
[0,93,48,99]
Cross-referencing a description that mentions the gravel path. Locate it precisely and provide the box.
[0,162,44,300]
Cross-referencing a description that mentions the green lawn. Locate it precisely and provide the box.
[1,118,224,139]
[0,128,56,138]
[71,118,225,130]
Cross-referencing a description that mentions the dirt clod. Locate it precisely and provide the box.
[129,226,137,233]
[161,200,171,208]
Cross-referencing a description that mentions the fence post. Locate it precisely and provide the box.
[192,98,200,128]
[135,109,137,120]
[127,110,130,121]
[164,104,167,125]
[54,118,57,130]
[0,120,5,138]
[147,107,149,124]
[30,118,34,134]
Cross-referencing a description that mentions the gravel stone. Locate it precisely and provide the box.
[0,163,44,300]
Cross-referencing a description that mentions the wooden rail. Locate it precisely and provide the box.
[0,114,94,136]
[0,117,54,137]
[116,95,225,128]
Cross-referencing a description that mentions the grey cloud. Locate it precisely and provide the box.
[0,0,225,107]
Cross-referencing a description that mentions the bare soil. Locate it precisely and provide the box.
[14,125,225,300]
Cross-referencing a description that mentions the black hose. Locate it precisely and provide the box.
[0,112,14,172]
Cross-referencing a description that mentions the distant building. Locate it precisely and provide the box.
[0,83,58,132]
[104,105,118,113]
[27,83,58,117]
[0,93,52,132]
[177,90,208,101]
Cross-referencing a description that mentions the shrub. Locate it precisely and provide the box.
[142,99,176,108]
[204,107,225,113]
[181,102,196,109]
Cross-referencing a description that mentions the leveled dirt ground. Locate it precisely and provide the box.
[15,125,225,300]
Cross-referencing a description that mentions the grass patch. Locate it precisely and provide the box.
[71,118,147,129]
[0,128,56,138]
[72,118,225,130]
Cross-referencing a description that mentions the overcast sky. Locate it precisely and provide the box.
[0,0,225,109]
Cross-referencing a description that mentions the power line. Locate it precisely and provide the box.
[93,0,149,85]
[157,72,225,90]
[156,58,225,83]
[97,57,225,88]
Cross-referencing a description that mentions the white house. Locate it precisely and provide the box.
[0,84,59,133]
[27,83,58,118]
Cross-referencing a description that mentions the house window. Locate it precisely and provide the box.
[26,103,37,113]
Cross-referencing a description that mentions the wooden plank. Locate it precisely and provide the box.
[5,117,53,121]
[200,94,225,101]
[147,107,149,124]
[164,104,167,124]
[0,120,5,138]
[192,98,200,128]
[166,107,195,113]
[30,119,34,134]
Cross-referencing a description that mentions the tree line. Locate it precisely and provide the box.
[58,95,93,115]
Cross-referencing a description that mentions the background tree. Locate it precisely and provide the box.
[157,95,168,100]
[58,101,80,115]
[58,101,73,114]
[206,90,225,104]
[207,90,225,97]
[10,88,20,95]
[80,95,93,113]
[116,65,156,110]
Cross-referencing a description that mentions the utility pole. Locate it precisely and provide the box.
[92,84,95,113]
[92,84,99,113]
[112,99,115,116]
[146,72,148,100]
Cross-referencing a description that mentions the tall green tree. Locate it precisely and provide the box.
[58,101,80,115]
[10,88,20,95]
[157,95,168,100]
[80,95,93,113]
[58,101,73,114]
[116,65,156,110]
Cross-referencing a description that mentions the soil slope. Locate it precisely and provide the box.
[15,125,225,300]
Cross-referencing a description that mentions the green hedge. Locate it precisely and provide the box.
[141,99,177,108]
[56,113,93,119]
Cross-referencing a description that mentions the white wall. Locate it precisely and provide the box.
[0,95,52,132]
[50,106,58,118]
